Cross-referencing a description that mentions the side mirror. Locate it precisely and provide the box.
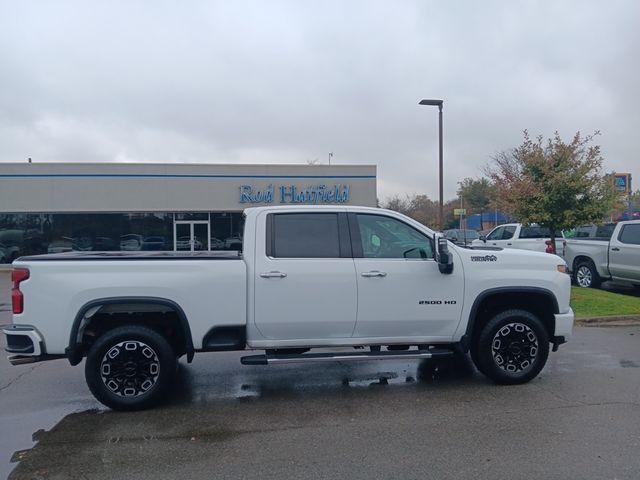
[479,235,487,243]
[436,236,454,274]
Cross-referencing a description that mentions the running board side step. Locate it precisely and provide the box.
[241,348,454,366]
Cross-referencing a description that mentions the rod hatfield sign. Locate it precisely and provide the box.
[239,184,350,204]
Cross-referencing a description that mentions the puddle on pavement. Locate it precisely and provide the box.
[1,404,98,480]
[5,355,478,478]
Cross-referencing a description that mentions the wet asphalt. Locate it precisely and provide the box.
[1,272,640,479]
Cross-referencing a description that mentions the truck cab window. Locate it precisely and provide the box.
[271,213,341,258]
[487,227,504,241]
[355,214,433,259]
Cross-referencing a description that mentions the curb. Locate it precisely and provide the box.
[575,315,640,327]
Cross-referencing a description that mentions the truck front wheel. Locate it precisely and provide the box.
[471,309,549,385]
[85,325,177,411]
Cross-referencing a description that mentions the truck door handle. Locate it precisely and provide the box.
[260,271,287,278]
[361,271,387,278]
[611,247,620,251]
[507,243,512,246]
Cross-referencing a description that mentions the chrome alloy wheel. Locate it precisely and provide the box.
[491,322,538,373]
[575,265,592,287]
[100,341,160,397]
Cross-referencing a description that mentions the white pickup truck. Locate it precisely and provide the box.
[472,223,565,255]
[565,220,640,288]
[3,206,574,410]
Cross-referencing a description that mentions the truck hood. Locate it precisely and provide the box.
[455,245,566,266]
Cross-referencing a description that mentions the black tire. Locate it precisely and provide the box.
[574,260,601,288]
[471,309,549,385]
[85,325,176,411]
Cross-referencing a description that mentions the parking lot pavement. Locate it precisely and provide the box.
[1,325,639,480]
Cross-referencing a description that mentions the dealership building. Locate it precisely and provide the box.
[0,162,377,263]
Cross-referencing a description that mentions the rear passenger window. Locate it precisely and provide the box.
[520,226,550,238]
[271,213,341,258]
[575,227,593,238]
[596,224,615,239]
[618,224,640,245]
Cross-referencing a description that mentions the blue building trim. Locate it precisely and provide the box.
[0,174,376,180]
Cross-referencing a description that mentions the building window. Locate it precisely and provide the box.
[0,211,249,262]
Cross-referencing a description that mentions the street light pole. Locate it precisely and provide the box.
[419,99,444,230]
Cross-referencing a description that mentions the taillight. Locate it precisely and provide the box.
[545,240,553,254]
[12,268,29,314]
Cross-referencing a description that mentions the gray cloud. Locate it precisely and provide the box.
[1,0,638,200]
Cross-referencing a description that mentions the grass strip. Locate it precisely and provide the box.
[571,286,640,319]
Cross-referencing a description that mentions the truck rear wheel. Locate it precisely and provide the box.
[574,260,601,288]
[85,325,176,411]
[472,309,549,385]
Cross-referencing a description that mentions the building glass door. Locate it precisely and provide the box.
[174,220,210,252]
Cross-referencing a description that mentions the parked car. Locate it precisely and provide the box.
[0,242,8,263]
[225,235,243,251]
[93,237,118,251]
[47,238,74,254]
[176,236,203,250]
[443,229,480,246]
[210,237,225,250]
[564,220,640,288]
[141,236,168,251]
[0,229,25,262]
[120,234,143,251]
[472,223,565,255]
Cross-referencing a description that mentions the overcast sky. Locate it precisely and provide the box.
[0,0,638,201]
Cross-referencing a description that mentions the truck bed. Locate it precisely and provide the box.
[11,253,247,353]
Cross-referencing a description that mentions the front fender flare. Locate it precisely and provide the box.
[459,287,559,352]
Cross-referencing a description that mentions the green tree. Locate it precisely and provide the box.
[486,130,619,254]
[629,189,640,215]
[457,177,496,230]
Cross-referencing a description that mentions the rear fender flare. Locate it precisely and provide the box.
[66,296,194,365]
